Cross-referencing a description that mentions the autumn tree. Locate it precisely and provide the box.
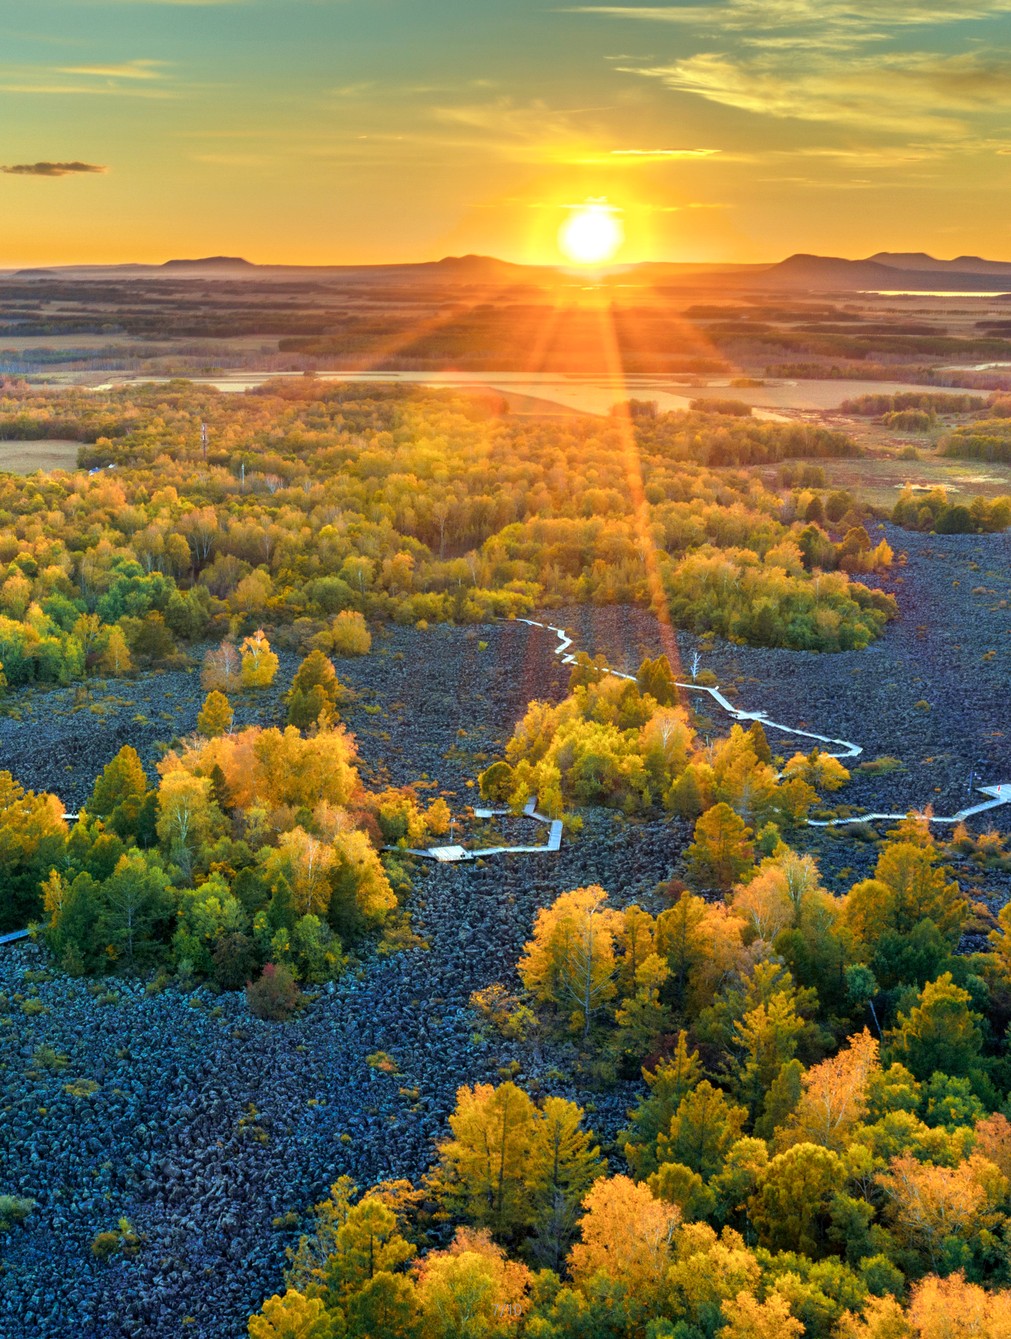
[197,690,234,738]
[720,1290,804,1339]
[567,1176,679,1309]
[331,610,371,656]
[201,639,242,693]
[525,1096,605,1269]
[518,886,621,1038]
[287,649,343,730]
[782,1030,880,1150]
[247,1290,337,1339]
[240,629,279,689]
[0,771,69,931]
[414,1228,531,1339]
[156,771,223,882]
[686,803,755,893]
[432,1082,536,1238]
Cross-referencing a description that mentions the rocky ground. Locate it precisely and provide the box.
[1,524,1009,1338]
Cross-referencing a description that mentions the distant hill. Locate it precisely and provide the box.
[867,252,1011,276]
[161,256,255,272]
[7,250,1011,292]
[750,253,1011,292]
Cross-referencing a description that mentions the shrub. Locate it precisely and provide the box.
[246,963,301,1021]
[0,1194,35,1231]
[91,1231,121,1260]
[330,610,371,656]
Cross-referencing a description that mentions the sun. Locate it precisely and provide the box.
[558,201,624,266]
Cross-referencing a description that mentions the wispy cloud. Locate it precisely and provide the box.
[618,50,1011,134]
[0,58,176,98]
[609,146,719,157]
[565,2,1011,30]
[56,61,168,81]
[2,161,107,176]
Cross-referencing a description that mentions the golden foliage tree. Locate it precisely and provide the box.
[197,690,234,738]
[517,886,621,1038]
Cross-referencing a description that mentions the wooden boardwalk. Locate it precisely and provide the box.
[395,799,562,863]
[517,618,1011,829]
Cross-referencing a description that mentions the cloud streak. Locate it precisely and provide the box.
[566,2,1011,30]
[1,161,107,176]
[617,50,1011,134]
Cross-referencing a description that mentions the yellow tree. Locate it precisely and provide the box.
[876,1154,1003,1271]
[432,1082,536,1237]
[202,639,242,693]
[247,1290,337,1339]
[686,803,755,893]
[517,886,621,1038]
[97,625,133,676]
[414,1228,530,1339]
[781,750,850,793]
[907,1272,1011,1339]
[262,828,338,918]
[833,1295,912,1339]
[197,690,234,738]
[241,629,280,689]
[783,1030,880,1151]
[155,771,220,881]
[567,1175,679,1305]
[667,1223,762,1334]
[719,1290,803,1339]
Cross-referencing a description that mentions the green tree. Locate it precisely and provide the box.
[621,1032,703,1178]
[88,745,149,820]
[887,972,984,1081]
[287,650,342,730]
[525,1096,605,1269]
[657,1081,747,1180]
[751,1143,847,1257]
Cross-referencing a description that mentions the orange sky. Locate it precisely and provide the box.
[3,1,1011,266]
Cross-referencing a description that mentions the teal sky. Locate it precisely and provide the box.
[2,0,1011,264]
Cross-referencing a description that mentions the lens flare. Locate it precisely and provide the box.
[558,202,623,266]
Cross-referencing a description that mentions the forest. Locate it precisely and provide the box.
[1,375,1009,1339]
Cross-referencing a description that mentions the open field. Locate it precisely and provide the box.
[87,369,974,417]
[0,439,80,473]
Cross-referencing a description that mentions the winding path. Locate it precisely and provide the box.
[516,618,1011,829]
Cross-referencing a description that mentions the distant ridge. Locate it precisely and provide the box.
[161,256,254,271]
[867,252,1011,276]
[752,253,1011,291]
[6,250,1011,292]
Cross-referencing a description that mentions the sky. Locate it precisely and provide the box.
[2,0,1011,266]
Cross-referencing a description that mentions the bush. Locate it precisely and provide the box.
[91,1231,121,1260]
[0,1194,35,1231]
[246,963,301,1021]
[330,610,371,656]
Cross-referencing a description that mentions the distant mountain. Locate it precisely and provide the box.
[750,253,1011,291]
[161,256,254,271]
[867,252,1011,276]
[7,250,1011,292]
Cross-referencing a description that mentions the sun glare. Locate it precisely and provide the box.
[558,202,624,267]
